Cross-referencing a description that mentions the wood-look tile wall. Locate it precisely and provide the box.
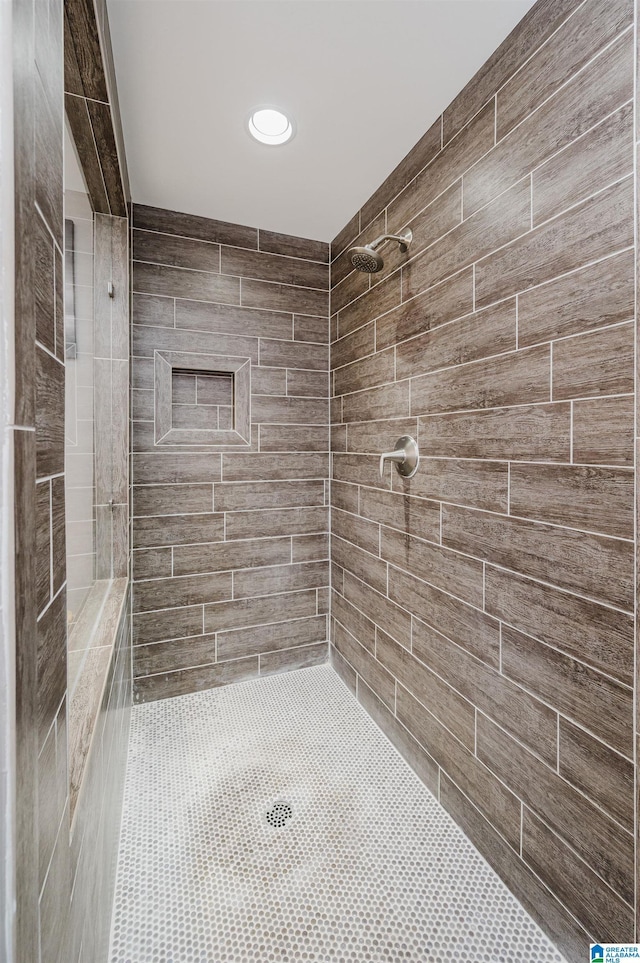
[130,204,330,701]
[11,0,131,959]
[329,0,636,958]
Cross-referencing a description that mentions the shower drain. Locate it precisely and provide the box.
[265,800,293,829]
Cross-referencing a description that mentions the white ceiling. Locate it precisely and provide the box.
[107,0,537,243]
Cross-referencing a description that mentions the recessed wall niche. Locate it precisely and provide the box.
[154,350,251,446]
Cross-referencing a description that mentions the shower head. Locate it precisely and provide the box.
[348,229,413,274]
[350,246,385,274]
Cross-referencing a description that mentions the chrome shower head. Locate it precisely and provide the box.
[348,229,413,274]
[350,246,385,274]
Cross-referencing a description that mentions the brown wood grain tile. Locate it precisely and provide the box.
[442,0,584,143]
[497,0,632,139]
[64,92,109,214]
[552,322,634,401]
[342,572,412,650]
[35,345,64,478]
[294,532,328,563]
[377,180,462,282]
[286,369,329,398]
[217,615,326,661]
[331,590,376,653]
[132,547,172,580]
[465,31,633,216]
[361,116,442,227]
[419,403,570,461]
[337,272,401,339]
[476,176,634,309]
[501,624,633,759]
[134,229,220,273]
[34,212,55,354]
[259,424,329,452]
[533,102,633,226]
[388,567,500,668]
[389,101,495,232]
[331,507,379,556]
[133,634,217,677]
[404,179,531,301]
[226,506,327,541]
[259,338,328,371]
[376,269,473,351]
[205,590,317,634]
[572,396,634,465]
[213,479,324,512]
[132,452,222,484]
[258,229,328,263]
[559,717,633,831]
[133,261,240,303]
[345,417,418,454]
[35,482,51,615]
[355,677,440,797]
[412,619,558,765]
[242,278,328,317]
[133,604,204,646]
[86,99,126,215]
[359,487,441,544]
[134,657,260,703]
[394,457,508,513]
[509,463,633,539]
[293,315,329,343]
[411,344,550,416]
[378,631,475,747]
[331,322,375,370]
[334,348,395,397]
[133,484,213,517]
[133,203,258,249]
[173,536,291,578]
[396,299,516,381]
[396,686,521,850]
[486,565,633,685]
[439,774,591,963]
[342,381,410,424]
[331,210,361,262]
[332,621,395,710]
[233,560,328,599]
[443,504,633,610]
[252,395,328,426]
[259,642,328,676]
[476,713,634,904]
[222,452,328,482]
[175,299,292,341]
[517,249,635,347]
[522,809,634,941]
[382,526,484,607]
[222,246,328,290]
[332,536,387,595]
[133,573,232,614]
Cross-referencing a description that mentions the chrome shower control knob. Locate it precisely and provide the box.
[379,435,419,478]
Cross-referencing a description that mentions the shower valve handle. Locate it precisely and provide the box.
[379,436,419,479]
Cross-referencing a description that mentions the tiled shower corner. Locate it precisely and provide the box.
[109,665,566,963]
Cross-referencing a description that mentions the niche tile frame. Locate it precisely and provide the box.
[154,350,251,447]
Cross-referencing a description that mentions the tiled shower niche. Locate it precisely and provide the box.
[154,350,251,446]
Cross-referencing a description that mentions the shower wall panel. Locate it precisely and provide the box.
[130,206,330,701]
[329,0,636,959]
[11,0,132,959]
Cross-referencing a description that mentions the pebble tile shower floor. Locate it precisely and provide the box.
[109,665,566,963]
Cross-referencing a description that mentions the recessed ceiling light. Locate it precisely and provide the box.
[247,107,295,146]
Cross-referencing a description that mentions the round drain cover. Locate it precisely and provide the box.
[265,800,293,828]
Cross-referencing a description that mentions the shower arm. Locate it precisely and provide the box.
[369,231,413,254]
